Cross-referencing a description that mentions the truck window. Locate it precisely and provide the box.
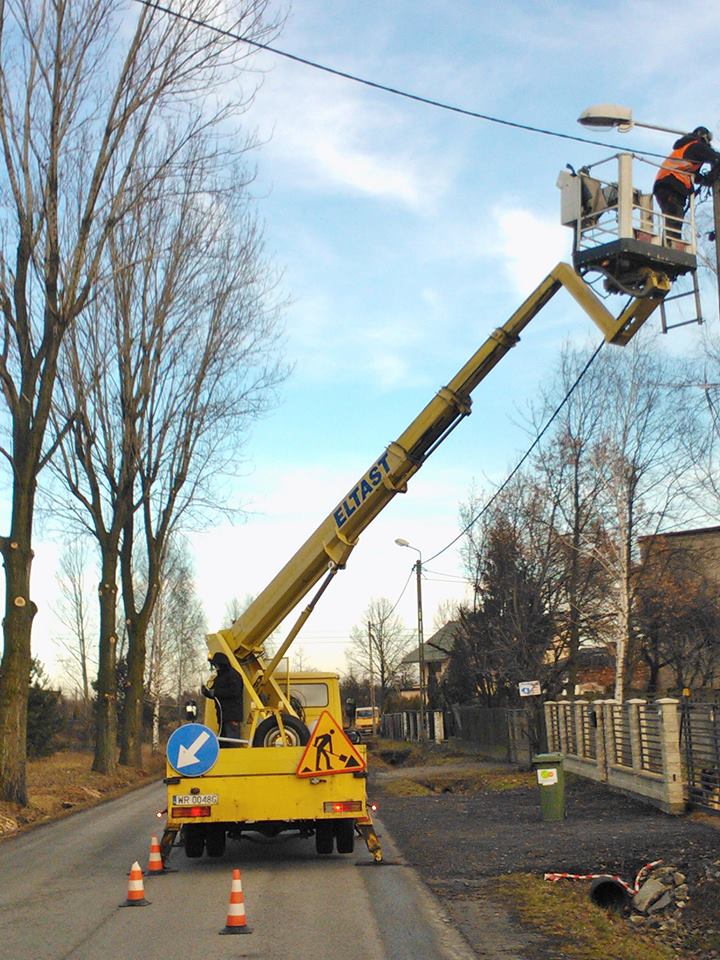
[290,683,329,708]
[356,708,375,719]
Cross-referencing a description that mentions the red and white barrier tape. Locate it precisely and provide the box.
[544,859,663,895]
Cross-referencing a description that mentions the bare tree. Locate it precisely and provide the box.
[54,122,285,769]
[145,536,205,750]
[586,341,697,700]
[52,541,97,717]
[346,598,411,708]
[0,0,250,799]
[0,0,280,793]
[529,344,613,696]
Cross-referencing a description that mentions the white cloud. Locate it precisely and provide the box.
[493,206,569,296]
[246,63,453,212]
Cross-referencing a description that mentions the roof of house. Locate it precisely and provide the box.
[402,620,461,665]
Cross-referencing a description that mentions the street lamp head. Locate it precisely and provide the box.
[577,103,634,131]
[394,538,410,548]
[578,103,687,138]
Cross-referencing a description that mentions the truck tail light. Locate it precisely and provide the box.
[323,801,363,814]
[171,805,211,818]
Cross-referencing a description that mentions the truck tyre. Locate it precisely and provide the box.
[205,826,226,858]
[334,818,355,854]
[183,825,206,858]
[252,714,310,748]
[315,820,334,855]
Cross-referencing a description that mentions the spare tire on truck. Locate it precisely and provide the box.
[252,714,310,748]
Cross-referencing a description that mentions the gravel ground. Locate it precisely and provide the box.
[370,758,720,959]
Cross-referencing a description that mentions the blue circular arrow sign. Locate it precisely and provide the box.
[166,723,219,776]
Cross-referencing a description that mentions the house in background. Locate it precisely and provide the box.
[400,621,461,702]
[637,524,720,693]
[638,525,720,583]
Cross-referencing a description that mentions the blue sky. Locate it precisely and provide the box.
[20,0,720,679]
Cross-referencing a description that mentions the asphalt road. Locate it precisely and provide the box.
[0,781,474,960]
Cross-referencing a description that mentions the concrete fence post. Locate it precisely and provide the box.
[557,700,571,753]
[544,701,558,751]
[574,700,587,757]
[602,699,619,774]
[656,698,685,814]
[626,698,646,770]
[591,700,608,782]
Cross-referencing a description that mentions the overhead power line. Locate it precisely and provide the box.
[135,1,666,158]
[424,338,606,564]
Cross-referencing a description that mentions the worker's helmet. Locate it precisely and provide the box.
[211,652,230,668]
[693,126,713,143]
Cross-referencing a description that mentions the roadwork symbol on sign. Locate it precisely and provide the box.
[166,723,219,776]
[296,711,366,778]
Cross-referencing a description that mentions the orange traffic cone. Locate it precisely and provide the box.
[120,861,150,906]
[145,834,169,875]
[219,868,251,934]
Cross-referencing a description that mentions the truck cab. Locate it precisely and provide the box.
[353,706,380,740]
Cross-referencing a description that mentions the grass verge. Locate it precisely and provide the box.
[491,874,677,960]
[0,748,166,838]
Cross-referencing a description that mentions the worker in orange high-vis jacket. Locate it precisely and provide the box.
[654,126,720,240]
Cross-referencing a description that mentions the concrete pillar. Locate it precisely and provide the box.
[656,698,685,814]
[626,698,646,770]
[574,700,587,756]
[602,699,619,776]
[557,700,571,753]
[544,701,558,751]
[589,700,606,781]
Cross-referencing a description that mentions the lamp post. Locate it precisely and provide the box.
[395,538,426,739]
[578,104,720,318]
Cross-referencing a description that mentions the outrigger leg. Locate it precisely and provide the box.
[357,814,383,863]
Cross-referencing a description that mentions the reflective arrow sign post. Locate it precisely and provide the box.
[166,723,220,776]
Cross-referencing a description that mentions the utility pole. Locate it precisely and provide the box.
[414,558,427,739]
[395,537,427,739]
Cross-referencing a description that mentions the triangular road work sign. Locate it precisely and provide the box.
[296,710,366,778]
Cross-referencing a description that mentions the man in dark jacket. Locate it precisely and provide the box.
[201,652,244,746]
[654,127,720,240]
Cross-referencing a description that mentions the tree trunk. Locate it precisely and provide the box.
[0,476,37,804]
[93,553,119,774]
[120,618,148,767]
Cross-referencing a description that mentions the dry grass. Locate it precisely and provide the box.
[0,748,165,838]
[382,778,435,797]
[379,769,535,797]
[491,874,677,960]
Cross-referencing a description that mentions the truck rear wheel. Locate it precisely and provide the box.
[205,826,226,858]
[183,825,206,858]
[315,821,334,855]
[252,714,310,748]
[334,818,355,854]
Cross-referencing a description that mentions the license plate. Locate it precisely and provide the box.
[171,794,219,805]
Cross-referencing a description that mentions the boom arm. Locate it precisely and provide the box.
[208,262,669,674]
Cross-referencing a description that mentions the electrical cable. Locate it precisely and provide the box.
[424,337,606,564]
[134,0,667,158]
[386,565,415,618]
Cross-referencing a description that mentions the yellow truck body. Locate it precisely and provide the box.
[166,743,368,824]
